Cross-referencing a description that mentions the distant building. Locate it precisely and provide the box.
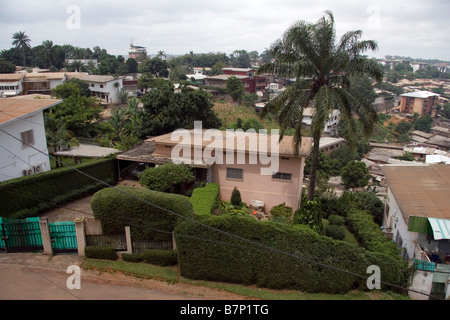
[399,91,440,117]
[0,73,25,97]
[301,107,340,135]
[0,95,62,181]
[129,44,147,61]
[68,74,124,104]
[205,68,268,94]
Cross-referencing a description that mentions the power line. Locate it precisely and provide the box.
[0,128,438,299]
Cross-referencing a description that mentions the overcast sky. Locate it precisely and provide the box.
[1,0,449,61]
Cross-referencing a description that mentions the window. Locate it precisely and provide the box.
[272,172,292,181]
[100,85,104,88]
[226,168,243,180]
[21,130,35,147]
[90,83,94,87]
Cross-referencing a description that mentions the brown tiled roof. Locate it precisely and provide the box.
[381,165,450,223]
[146,129,312,157]
[0,94,61,127]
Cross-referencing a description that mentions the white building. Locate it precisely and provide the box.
[381,164,450,300]
[0,95,62,182]
[68,74,124,103]
[0,74,25,97]
[302,107,340,135]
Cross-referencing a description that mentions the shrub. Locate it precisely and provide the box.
[85,246,117,260]
[91,186,195,241]
[230,187,242,206]
[293,199,323,233]
[269,203,293,223]
[190,183,219,215]
[175,214,408,294]
[324,224,346,240]
[138,163,195,193]
[328,214,345,226]
[121,253,144,263]
[142,250,177,266]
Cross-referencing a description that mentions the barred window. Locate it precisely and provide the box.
[226,168,243,180]
[21,130,35,147]
[272,172,292,181]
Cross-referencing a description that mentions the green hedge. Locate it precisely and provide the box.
[0,158,117,219]
[122,250,177,266]
[175,214,408,294]
[85,246,117,260]
[91,186,195,241]
[346,208,402,259]
[189,183,219,215]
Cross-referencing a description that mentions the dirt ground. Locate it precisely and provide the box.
[0,252,254,300]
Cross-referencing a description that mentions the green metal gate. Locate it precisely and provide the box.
[0,217,43,253]
[49,221,77,253]
[0,218,77,254]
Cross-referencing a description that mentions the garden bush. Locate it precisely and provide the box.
[190,183,219,215]
[121,253,144,263]
[85,246,117,260]
[90,186,195,241]
[328,214,345,226]
[142,250,177,266]
[269,203,293,223]
[324,224,346,240]
[175,214,408,294]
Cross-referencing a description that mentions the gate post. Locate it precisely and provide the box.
[39,218,53,256]
[125,226,132,254]
[74,217,86,257]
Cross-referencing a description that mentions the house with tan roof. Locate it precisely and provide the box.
[117,128,312,212]
[0,95,62,181]
[381,164,450,299]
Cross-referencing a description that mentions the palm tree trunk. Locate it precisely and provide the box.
[307,136,321,201]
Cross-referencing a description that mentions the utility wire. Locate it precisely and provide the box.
[0,128,439,299]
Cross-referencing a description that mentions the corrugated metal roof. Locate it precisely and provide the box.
[382,165,450,223]
[428,218,450,240]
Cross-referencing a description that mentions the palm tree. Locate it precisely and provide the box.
[41,40,57,68]
[11,31,31,67]
[258,11,383,202]
[44,113,79,168]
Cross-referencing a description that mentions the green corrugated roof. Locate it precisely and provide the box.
[408,216,433,234]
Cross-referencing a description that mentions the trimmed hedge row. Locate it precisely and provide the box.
[122,250,177,266]
[85,246,118,260]
[90,186,195,241]
[347,208,404,260]
[0,158,117,219]
[174,214,408,294]
[189,183,219,215]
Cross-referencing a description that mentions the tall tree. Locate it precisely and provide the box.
[40,40,57,68]
[258,11,383,201]
[11,31,31,67]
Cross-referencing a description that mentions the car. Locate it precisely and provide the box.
[130,163,146,179]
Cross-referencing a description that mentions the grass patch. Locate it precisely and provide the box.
[81,258,408,300]
[81,258,179,284]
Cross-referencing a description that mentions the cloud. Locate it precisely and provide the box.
[0,0,449,60]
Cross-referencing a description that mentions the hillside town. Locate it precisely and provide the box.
[0,12,449,302]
